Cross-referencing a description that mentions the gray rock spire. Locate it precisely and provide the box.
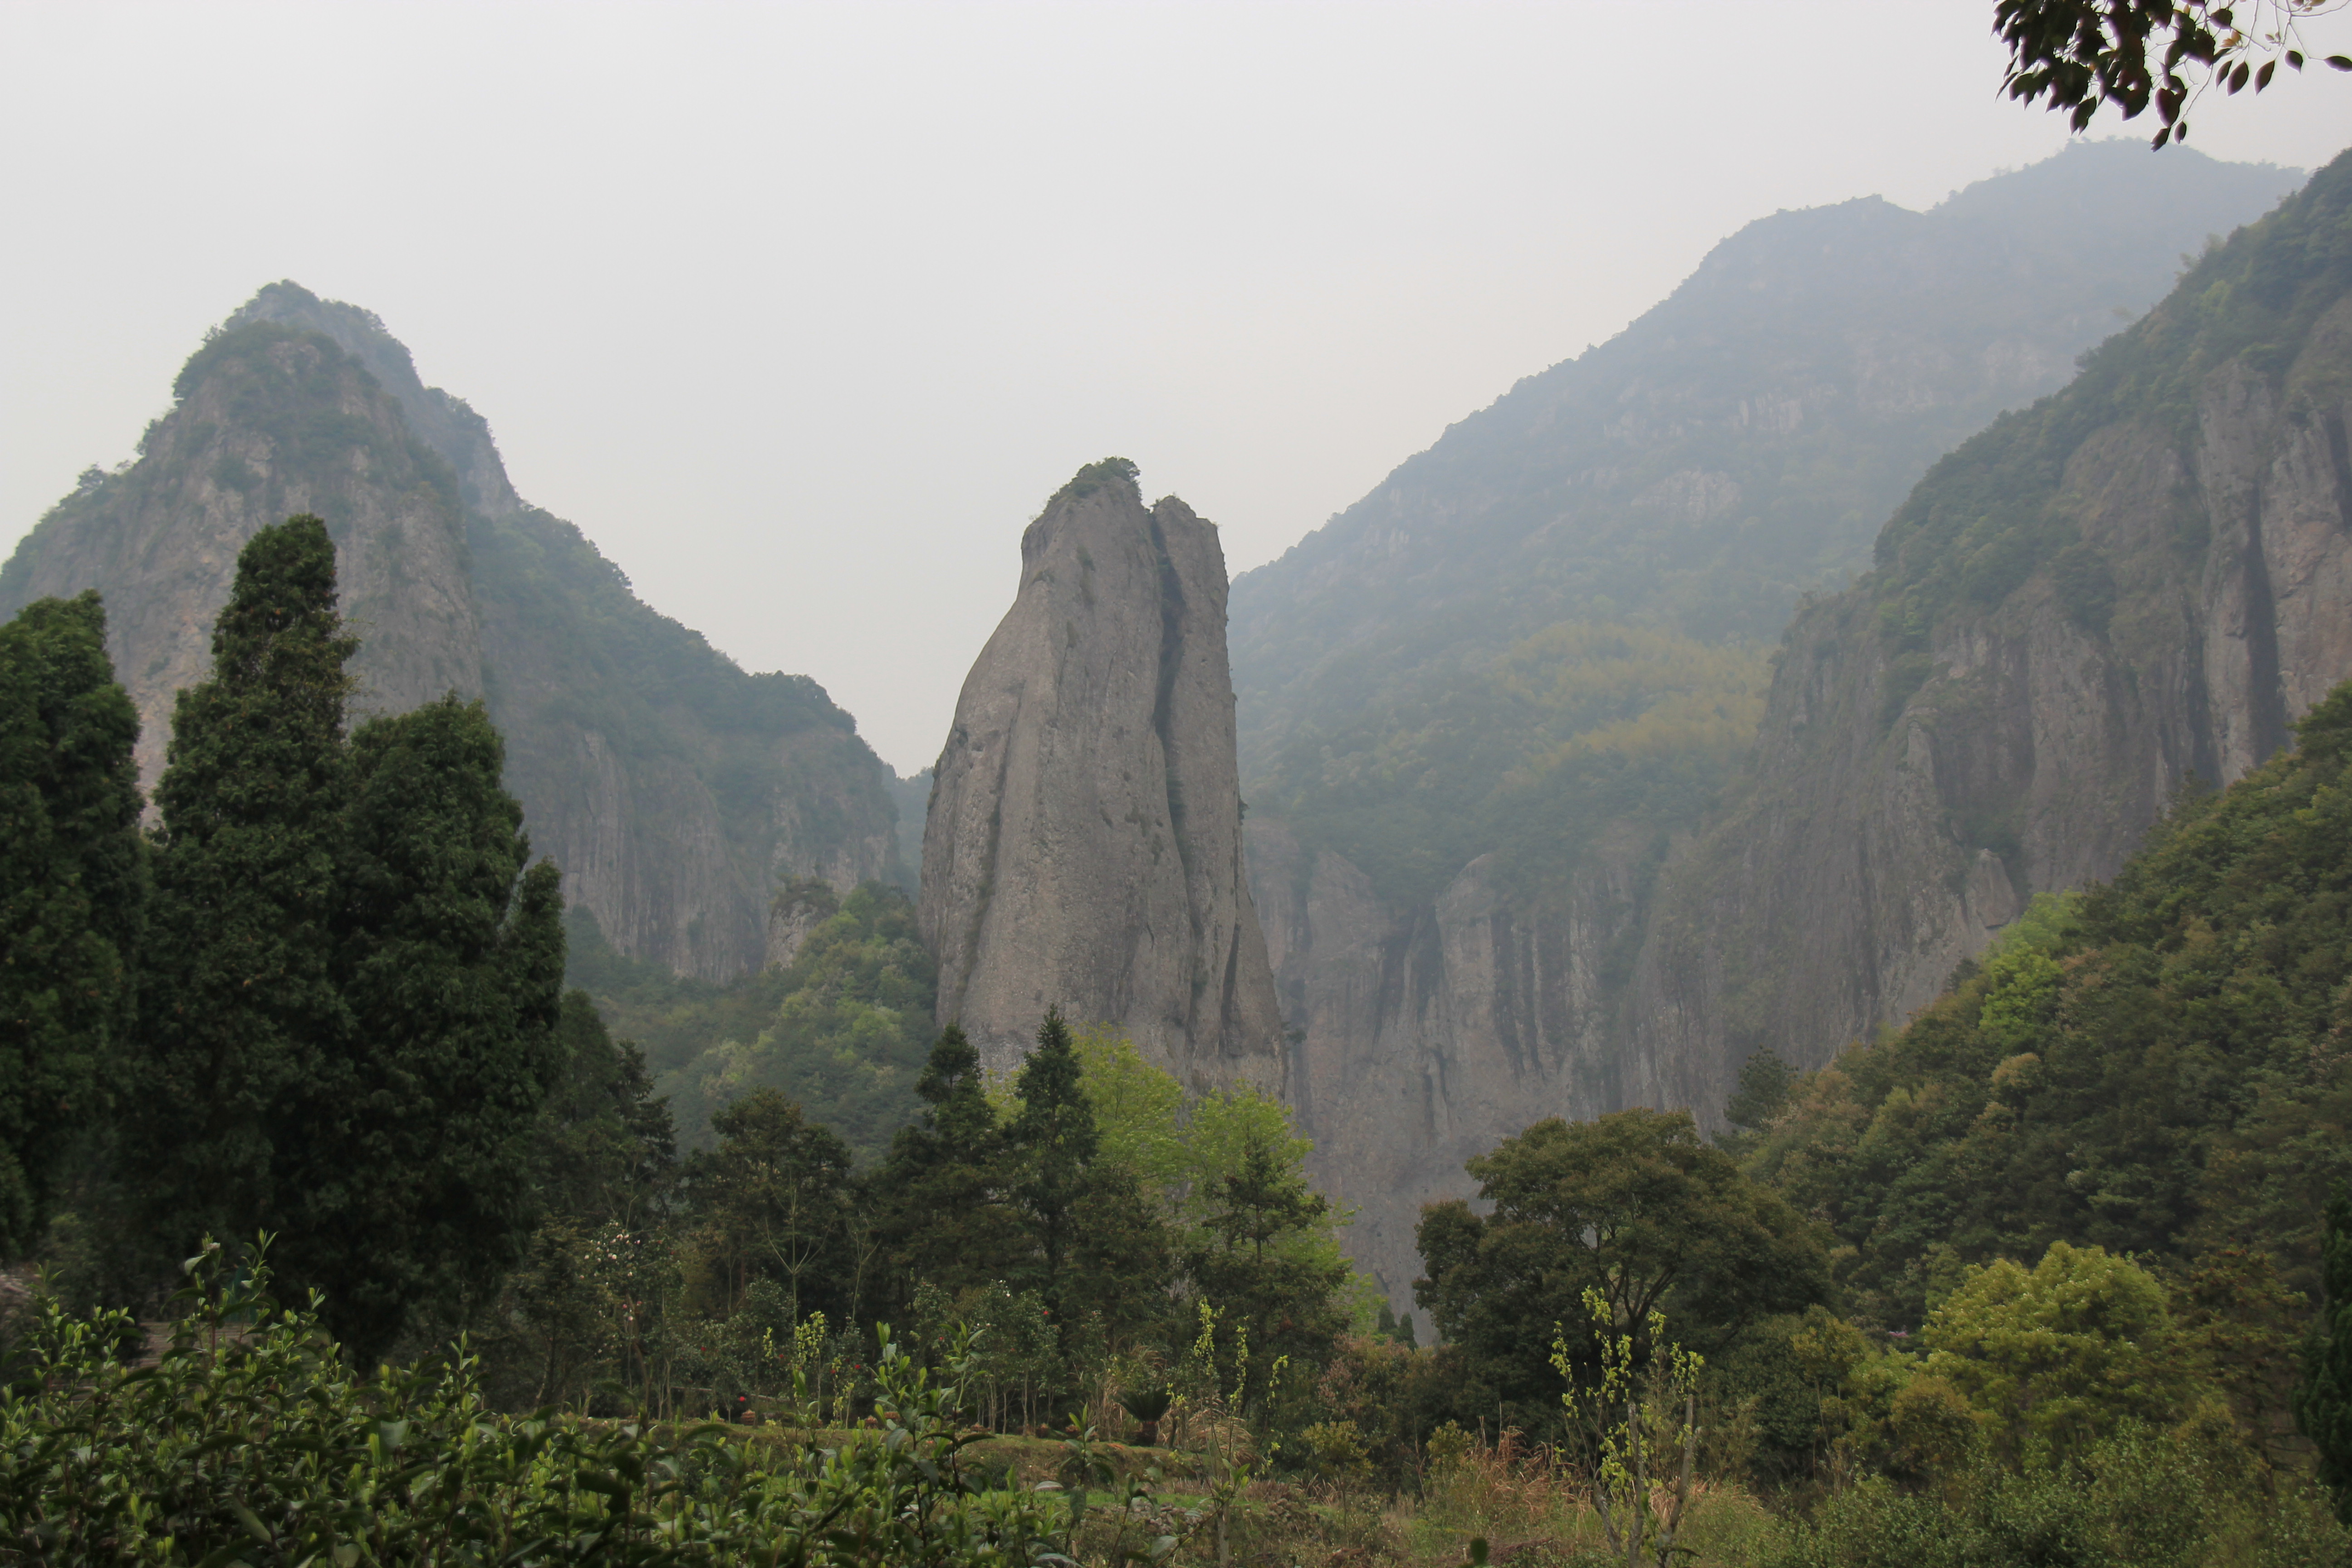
[919,460,1287,1088]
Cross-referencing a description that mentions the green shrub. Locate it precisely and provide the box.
[1762,1426,2352,1568]
[1,1242,1073,1565]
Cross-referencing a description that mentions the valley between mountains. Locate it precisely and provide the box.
[7,142,2338,1313]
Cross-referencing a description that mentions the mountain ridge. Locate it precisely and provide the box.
[1228,140,2318,1310]
[1,282,903,982]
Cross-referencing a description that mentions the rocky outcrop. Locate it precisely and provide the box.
[0,282,902,980]
[1248,822,1659,1302]
[920,462,1286,1087]
[229,285,524,521]
[1628,204,2352,1122]
[0,319,485,789]
[1228,145,2328,1320]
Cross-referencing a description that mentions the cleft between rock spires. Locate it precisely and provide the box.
[918,459,1288,1090]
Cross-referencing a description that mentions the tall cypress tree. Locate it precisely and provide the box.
[2297,1186,2352,1523]
[1186,1137,1348,1413]
[133,516,356,1255]
[287,696,566,1358]
[0,593,143,1256]
[1008,1006,1099,1322]
[132,516,566,1355]
[872,1024,1020,1308]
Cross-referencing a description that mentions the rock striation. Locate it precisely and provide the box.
[1625,148,2352,1123]
[920,461,1287,1087]
[1227,144,2322,1312]
[0,282,902,980]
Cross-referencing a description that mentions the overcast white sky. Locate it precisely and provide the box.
[4,2,2349,772]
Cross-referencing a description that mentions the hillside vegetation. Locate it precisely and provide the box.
[1621,140,2352,1131]
[1741,679,2352,1348]
[1233,143,2302,904]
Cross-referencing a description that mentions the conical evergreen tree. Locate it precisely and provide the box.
[1187,1136,1348,1412]
[2297,1186,2352,1524]
[0,593,143,1255]
[286,696,566,1357]
[1008,1006,1098,1321]
[873,1024,1019,1309]
[131,517,567,1355]
[133,516,357,1255]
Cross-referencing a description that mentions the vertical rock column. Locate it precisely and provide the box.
[919,461,1287,1089]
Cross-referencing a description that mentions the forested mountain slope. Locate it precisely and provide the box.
[1742,678,2352,1341]
[1233,142,2300,842]
[1630,142,2352,1122]
[1240,143,2313,1309]
[0,283,900,980]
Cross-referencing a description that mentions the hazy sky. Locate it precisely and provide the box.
[5,3,2349,773]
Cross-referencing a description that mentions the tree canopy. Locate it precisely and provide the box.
[1415,1107,1828,1432]
[125,515,565,1358]
[1995,0,2352,148]
[0,593,142,1254]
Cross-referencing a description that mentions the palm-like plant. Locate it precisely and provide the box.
[1118,1387,1174,1447]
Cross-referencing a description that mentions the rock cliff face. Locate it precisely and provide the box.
[920,462,1286,1087]
[1248,821,1660,1297]
[1627,152,2352,1120]
[1229,142,2305,784]
[0,282,901,980]
[1229,144,2318,1312]
[0,320,485,787]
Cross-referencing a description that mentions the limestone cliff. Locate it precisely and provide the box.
[1627,147,2352,1120]
[1230,142,2304,789]
[920,461,1286,1087]
[0,282,902,980]
[0,320,485,787]
[1230,144,2319,1313]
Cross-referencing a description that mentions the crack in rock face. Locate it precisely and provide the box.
[918,463,1287,1092]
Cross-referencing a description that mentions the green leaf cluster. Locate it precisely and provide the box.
[0,1242,1075,1566]
[0,593,142,1254]
[1414,1107,1829,1438]
[1745,677,2352,1340]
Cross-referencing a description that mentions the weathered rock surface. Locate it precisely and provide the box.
[0,318,486,789]
[1629,249,2352,1126]
[0,282,902,980]
[920,463,1286,1087]
[1248,821,1656,1301]
[1232,145,2331,1315]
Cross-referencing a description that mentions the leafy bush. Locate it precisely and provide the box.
[1,1243,1074,1565]
[1762,1426,2352,1568]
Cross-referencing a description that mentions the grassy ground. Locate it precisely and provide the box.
[703,1423,1786,1567]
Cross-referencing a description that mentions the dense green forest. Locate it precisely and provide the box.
[6,517,2352,1563]
[1230,145,2303,907]
[565,880,936,1162]
[1255,621,1766,902]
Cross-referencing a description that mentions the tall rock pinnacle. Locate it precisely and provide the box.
[919,460,1287,1088]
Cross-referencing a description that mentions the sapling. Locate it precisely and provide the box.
[1553,1285,1705,1568]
